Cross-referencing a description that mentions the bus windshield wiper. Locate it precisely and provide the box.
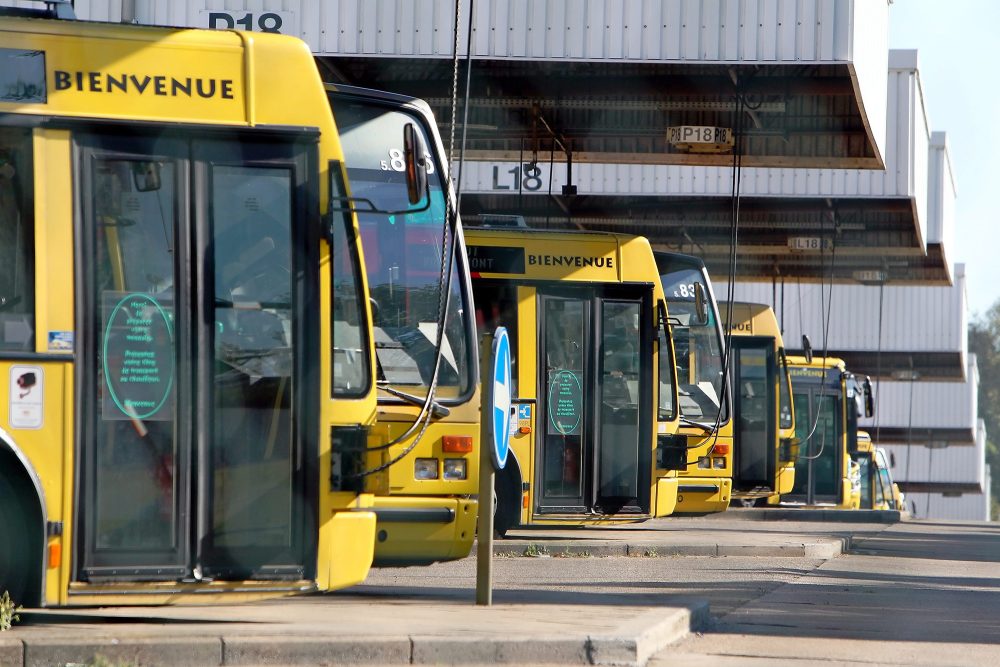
[377,382,451,418]
[679,416,716,433]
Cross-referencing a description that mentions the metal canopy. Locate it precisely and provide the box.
[321,57,882,170]
[459,192,946,284]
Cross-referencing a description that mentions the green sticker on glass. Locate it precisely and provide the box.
[102,292,174,421]
[548,369,582,436]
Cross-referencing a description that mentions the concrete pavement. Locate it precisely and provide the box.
[0,510,937,667]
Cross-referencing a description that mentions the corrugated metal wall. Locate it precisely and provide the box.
[903,491,990,521]
[859,355,977,435]
[927,131,956,252]
[880,418,984,485]
[81,0,871,63]
[720,264,968,355]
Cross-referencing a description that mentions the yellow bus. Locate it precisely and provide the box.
[0,9,427,606]
[721,302,797,506]
[466,227,680,533]
[324,85,480,566]
[852,432,888,510]
[654,252,732,513]
[783,356,874,508]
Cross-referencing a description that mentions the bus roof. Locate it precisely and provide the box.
[0,15,332,131]
[720,301,782,339]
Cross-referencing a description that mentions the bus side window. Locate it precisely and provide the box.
[0,130,35,350]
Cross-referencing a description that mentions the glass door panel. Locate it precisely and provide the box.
[539,296,589,511]
[597,301,641,507]
[208,164,295,569]
[733,341,775,490]
[81,138,186,576]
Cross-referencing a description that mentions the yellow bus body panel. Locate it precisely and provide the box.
[368,496,477,567]
[0,15,380,604]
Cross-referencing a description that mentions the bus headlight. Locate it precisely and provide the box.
[697,456,711,469]
[713,457,726,469]
[414,458,439,480]
[443,458,467,480]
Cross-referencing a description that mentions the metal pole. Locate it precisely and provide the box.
[476,332,495,605]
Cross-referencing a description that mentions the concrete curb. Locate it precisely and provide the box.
[718,508,901,523]
[480,537,850,559]
[6,602,709,667]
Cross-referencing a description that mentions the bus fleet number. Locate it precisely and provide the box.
[381,149,435,173]
[208,12,283,33]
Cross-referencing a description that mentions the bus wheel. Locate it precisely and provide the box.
[493,465,521,538]
[0,471,31,605]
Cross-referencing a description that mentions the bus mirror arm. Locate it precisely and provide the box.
[801,334,813,364]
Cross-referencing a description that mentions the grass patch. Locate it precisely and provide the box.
[0,591,20,631]
[522,543,549,557]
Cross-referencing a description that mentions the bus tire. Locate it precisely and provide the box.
[0,468,33,606]
[493,463,521,538]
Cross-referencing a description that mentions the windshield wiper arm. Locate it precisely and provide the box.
[377,383,451,418]
[679,416,716,433]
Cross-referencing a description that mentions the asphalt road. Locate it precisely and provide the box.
[359,518,1000,666]
[656,519,1000,667]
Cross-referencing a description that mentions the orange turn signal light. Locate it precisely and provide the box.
[518,426,531,434]
[48,542,61,569]
[522,493,529,508]
[711,443,731,456]
[442,435,474,454]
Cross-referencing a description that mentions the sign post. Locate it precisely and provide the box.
[476,327,511,606]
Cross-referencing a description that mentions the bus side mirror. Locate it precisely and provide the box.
[403,123,428,206]
[801,335,813,364]
[890,452,897,468]
[693,282,709,326]
[863,376,874,418]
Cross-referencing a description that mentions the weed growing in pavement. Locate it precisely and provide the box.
[0,591,19,631]
[643,548,659,557]
[523,543,549,557]
[553,548,592,558]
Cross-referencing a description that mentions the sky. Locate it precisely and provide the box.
[889,1,1000,318]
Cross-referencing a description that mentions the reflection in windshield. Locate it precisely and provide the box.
[333,98,472,399]
[660,265,727,422]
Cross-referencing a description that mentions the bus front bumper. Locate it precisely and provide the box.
[371,496,477,567]
[674,478,732,514]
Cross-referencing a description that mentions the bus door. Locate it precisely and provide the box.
[791,387,842,505]
[731,337,776,492]
[536,286,652,515]
[77,131,315,583]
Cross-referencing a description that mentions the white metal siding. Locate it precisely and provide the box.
[903,492,990,521]
[927,131,956,257]
[720,266,967,355]
[91,0,874,63]
[859,361,977,437]
[880,433,982,485]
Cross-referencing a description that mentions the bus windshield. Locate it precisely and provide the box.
[332,97,473,400]
[659,263,728,423]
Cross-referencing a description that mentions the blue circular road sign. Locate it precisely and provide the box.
[490,327,512,469]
